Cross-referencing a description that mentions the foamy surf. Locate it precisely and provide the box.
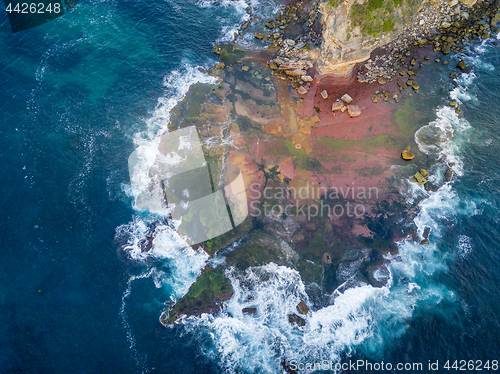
[196,0,283,49]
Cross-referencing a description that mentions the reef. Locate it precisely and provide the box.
[139,0,500,326]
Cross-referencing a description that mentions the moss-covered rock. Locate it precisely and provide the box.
[160,266,233,325]
[226,230,285,270]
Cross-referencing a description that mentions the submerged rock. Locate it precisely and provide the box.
[445,169,453,182]
[288,313,306,327]
[322,252,332,264]
[458,60,467,70]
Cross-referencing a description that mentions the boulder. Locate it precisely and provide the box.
[347,105,361,118]
[459,0,477,7]
[265,21,276,29]
[491,12,500,27]
[216,63,225,69]
[414,171,427,185]
[301,75,313,82]
[445,169,453,182]
[449,101,457,107]
[341,93,353,103]
[296,300,309,315]
[285,69,305,76]
[322,252,332,264]
[288,313,306,326]
[320,90,328,99]
[254,32,264,39]
[242,66,249,71]
[402,146,415,160]
[457,60,467,70]
[419,169,429,178]
[242,307,257,314]
[420,239,430,245]
[297,86,308,95]
[331,100,344,111]
[412,82,420,90]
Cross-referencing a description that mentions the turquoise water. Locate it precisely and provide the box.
[1,1,500,373]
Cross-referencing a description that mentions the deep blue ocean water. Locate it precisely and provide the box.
[1,1,500,373]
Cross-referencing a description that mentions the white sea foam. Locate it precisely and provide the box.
[458,235,473,258]
[415,105,471,178]
[197,0,283,48]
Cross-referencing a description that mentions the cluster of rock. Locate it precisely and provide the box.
[261,3,323,91]
[329,93,361,118]
[269,53,315,92]
[240,298,312,327]
[358,0,500,84]
[372,90,401,104]
[401,145,455,193]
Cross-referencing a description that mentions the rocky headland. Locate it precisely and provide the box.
[123,0,500,327]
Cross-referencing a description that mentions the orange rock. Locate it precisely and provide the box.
[401,146,415,160]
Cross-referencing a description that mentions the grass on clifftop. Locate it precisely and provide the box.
[350,0,398,36]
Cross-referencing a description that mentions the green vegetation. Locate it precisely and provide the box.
[165,266,233,324]
[328,0,339,7]
[383,19,395,32]
[350,0,398,36]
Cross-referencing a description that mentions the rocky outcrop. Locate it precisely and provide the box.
[316,0,420,76]
[316,0,496,78]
